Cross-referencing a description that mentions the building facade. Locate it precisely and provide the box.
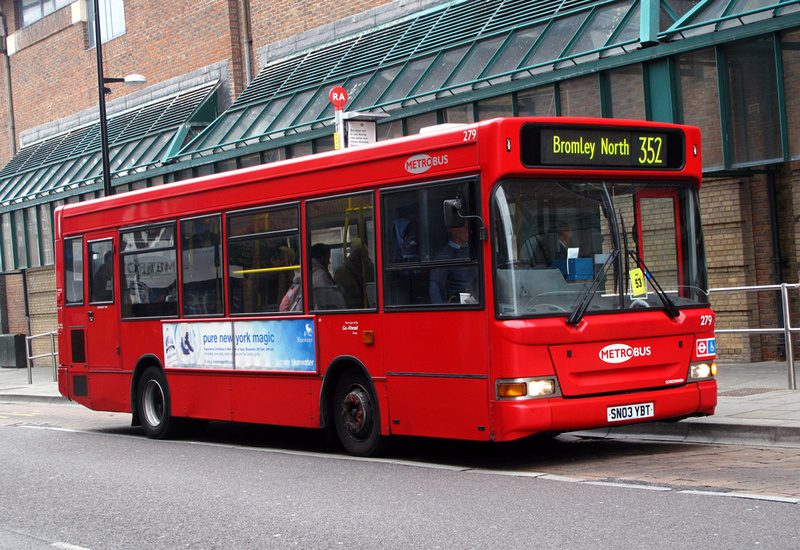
[1,0,799,363]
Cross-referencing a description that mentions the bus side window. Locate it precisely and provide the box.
[120,224,178,319]
[227,204,301,315]
[306,192,376,311]
[64,237,84,306]
[180,215,224,316]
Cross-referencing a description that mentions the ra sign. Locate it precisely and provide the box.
[329,86,348,109]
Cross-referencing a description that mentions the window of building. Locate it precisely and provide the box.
[88,0,126,47]
[405,112,438,135]
[443,104,475,124]
[477,95,513,120]
[25,207,41,268]
[19,0,72,27]
[678,48,723,170]
[724,38,782,167]
[560,75,602,117]
[181,215,224,316]
[382,179,481,308]
[783,29,800,160]
[120,223,178,318]
[13,210,27,269]
[227,205,301,315]
[607,65,645,120]
[39,203,55,266]
[517,86,556,116]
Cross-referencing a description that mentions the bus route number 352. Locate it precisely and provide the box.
[607,402,655,422]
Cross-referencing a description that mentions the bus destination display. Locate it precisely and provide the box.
[521,124,685,170]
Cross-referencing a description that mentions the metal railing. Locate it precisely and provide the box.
[18,286,799,389]
[709,283,799,390]
[25,331,57,385]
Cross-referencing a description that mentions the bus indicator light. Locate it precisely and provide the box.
[498,382,527,398]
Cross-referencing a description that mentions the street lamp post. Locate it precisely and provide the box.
[92,0,112,196]
[92,0,145,197]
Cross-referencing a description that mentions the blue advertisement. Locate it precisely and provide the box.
[162,319,316,372]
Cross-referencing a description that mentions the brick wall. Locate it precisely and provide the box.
[0,0,244,166]
[3,271,27,334]
[249,0,393,50]
[701,176,760,361]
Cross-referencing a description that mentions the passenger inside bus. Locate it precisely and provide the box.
[310,243,346,310]
[429,223,478,304]
[334,238,375,308]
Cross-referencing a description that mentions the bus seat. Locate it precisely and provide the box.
[313,286,346,310]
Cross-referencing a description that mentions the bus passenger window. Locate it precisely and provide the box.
[227,204,301,315]
[64,237,84,305]
[180,215,223,316]
[120,224,178,319]
[306,193,376,311]
[382,180,481,308]
[88,239,114,304]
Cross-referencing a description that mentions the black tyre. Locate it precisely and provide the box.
[333,369,383,456]
[137,366,178,439]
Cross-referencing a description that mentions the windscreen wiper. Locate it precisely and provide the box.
[567,249,619,327]
[628,251,680,319]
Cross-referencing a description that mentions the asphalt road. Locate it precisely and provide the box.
[1,403,798,549]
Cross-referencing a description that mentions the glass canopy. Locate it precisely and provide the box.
[177,0,799,160]
[0,81,219,207]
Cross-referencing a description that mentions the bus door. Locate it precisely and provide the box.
[380,179,490,441]
[82,232,121,371]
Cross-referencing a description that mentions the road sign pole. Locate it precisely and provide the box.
[329,86,348,149]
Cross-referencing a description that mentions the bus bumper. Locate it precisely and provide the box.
[492,380,717,442]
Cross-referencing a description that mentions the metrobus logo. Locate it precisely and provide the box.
[405,153,449,174]
[599,343,652,363]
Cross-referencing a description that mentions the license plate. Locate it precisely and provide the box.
[607,402,654,422]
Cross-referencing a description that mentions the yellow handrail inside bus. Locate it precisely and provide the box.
[232,264,300,275]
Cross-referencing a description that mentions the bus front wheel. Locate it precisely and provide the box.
[138,367,178,439]
[333,369,383,456]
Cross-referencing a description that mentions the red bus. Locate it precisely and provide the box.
[55,117,716,456]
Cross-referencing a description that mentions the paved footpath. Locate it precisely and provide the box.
[2,361,799,446]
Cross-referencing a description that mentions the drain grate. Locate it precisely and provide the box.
[718,388,781,397]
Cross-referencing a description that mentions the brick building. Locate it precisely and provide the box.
[0,0,799,363]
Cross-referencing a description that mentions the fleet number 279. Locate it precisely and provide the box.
[638,136,663,165]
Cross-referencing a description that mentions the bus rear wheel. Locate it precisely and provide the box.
[333,369,383,457]
[138,367,178,439]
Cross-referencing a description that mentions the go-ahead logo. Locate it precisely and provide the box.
[599,343,652,364]
[405,153,449,174]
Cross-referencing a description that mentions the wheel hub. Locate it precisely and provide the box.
[340,387,372,440]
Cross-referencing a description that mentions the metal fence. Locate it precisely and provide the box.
[709,283,798,390]
[25,331,57,385]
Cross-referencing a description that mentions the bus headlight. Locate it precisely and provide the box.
[689,361,717,381]
[496,378,561,400]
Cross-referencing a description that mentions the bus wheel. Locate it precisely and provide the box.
[138,367,177,439]
[333,370,382,456]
